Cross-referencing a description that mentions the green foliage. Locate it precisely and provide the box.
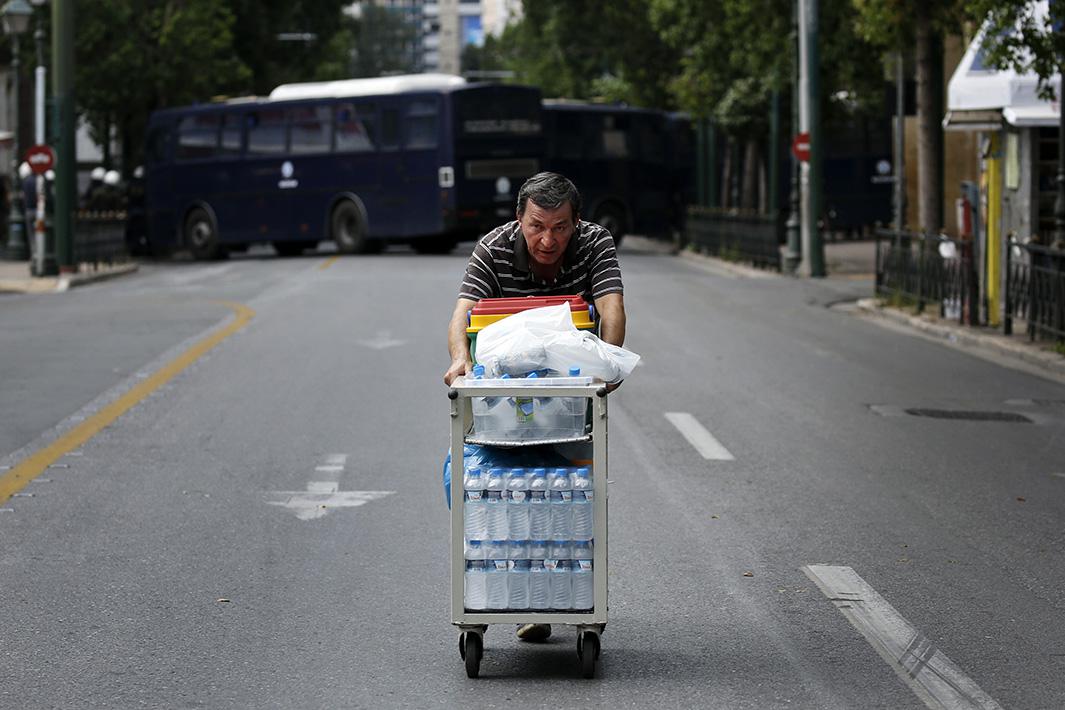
[851,0,971,49]
[349,3,419,78]
[966,0,1064,100]
[75,0,252,172]
[497,0,680,108]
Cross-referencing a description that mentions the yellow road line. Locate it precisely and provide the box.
[0,301,255,504]
[319,256,340,270]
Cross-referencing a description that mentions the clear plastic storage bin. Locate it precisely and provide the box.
[467,376,592,443]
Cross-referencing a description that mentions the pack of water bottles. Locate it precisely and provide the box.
[467,364,592,442]
[462,466,594,611]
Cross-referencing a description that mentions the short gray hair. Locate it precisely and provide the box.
[516,172,581,220]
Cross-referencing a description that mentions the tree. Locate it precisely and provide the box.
[497,1,680,108]
[348,3,419,77]
[969,0,1065,246]
[75,0,252,174]
[852,0,971,232]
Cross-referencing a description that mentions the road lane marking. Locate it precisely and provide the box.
[319,256,340,270]
[265,484,394,520]
[664,412,735,460]
[358,330,407,350]
[0,301,255,505]
[803,565,1002,710]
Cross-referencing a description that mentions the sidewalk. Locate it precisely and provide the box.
[661,236,1065,384]
[0,259,139,294]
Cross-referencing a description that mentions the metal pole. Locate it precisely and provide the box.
[52,0,73,271]
[797,0,825,277]
[1054,66,1065,249]
[3,32,28,260]
[894,50,907,240]
[32,12,53,275]
[784,0,801,273]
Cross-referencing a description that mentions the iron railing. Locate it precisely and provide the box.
[73,210,129,269]
[874,228,978,325]
[684,207,782,270]
[1004,238,1065,341]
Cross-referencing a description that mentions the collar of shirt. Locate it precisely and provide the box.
[511,221,582,285]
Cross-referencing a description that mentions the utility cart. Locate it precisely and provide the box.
[448,376,610,678]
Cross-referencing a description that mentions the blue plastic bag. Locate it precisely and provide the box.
[443,444,570,508]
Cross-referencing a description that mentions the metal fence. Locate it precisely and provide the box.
[874,228,978,326]
[1004,238,1065,341]
[73,211,129,269]
[684,207,782,270]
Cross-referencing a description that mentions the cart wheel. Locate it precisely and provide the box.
[577,631,600,679]
[463,632,483,678]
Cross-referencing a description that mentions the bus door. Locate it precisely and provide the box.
[400,97,445,236]
[334,100,383,237]
[374,100,407,237]
[240,106,294,242]
[208,111,252,242]
[144,120,176,247]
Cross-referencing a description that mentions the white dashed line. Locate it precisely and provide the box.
[803,565,1002,710]
[664,412,735,460]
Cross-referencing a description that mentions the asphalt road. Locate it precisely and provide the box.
[1,241,1063,709]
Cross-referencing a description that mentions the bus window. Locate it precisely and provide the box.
[380,107,400,150]
[220,112,243,156]
[637,117,666,164]
[336,102,376,153]
[246,108,287,155]
[176,114,220,161]
[598,115,630,159]
[405,99,439,150]
[289,105,332,155]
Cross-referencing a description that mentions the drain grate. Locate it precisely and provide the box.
[904,408,1033,423]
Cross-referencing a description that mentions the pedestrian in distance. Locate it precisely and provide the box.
[443,171,627,643]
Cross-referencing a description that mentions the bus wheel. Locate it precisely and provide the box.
[185,207,223,260]
[592,204,628,248]
[331,200,370,254]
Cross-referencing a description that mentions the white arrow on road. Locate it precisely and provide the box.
[266,481,394,520]
[357,330,406,350]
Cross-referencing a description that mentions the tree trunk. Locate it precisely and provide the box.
[915,11,943,233]
[741,138,760,211]
[720,139,733,209]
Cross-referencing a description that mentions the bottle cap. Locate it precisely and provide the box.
[472,364,485,377]
[489,467,504,476]
[501,373,511,379]
[527,371,539,379]
[576,467,591,477]
[569,367,581,376]
[468,539,482,546]
[531,467,546,476]
[491,539,506,544]
[466,466,481,475]
[552,467,568,476]
[510,467,525,476]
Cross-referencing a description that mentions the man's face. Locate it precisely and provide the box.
[518,201,577,268]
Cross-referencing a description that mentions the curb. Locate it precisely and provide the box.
[852,297,1065,380]
[0,262,138,294]
[677,247,780,279]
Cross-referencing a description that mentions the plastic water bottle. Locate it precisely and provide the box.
[473,363,500,408]
[547,541,572,610]
[463,467,487,540]
[508,558,530,609]
[572,540,594,610]
[465,560,487,610]
[485,468,508,540]
[506,468,530,540]
[485,539,508,561]
[528,468,551,540]
[549,468,573,539]
[464,538,486,560]
[516,372,537,425]
[570,467,593,541]
[528,540,550,610]
[485,558,509,610]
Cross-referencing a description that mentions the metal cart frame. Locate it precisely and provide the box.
[448,378,610,678]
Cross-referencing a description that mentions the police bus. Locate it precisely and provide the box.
[541,100,692,244]
[143,75,543,257]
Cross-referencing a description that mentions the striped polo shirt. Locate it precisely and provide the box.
[458,220,624,303]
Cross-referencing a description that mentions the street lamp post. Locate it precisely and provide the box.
[1,0,31,261]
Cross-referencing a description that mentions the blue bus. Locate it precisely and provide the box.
[541,101,691,243]
[143,75,543,257]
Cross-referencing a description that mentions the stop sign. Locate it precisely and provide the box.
[25,144,55,175]
[791,132,811,162]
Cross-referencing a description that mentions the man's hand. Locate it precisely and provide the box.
[444,357,472,386]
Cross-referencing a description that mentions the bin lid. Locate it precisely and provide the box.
[470,295,588,316]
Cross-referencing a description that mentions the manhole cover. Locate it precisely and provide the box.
[904,408,1033,423]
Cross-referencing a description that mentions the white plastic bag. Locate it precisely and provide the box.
[475,304,640,384]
